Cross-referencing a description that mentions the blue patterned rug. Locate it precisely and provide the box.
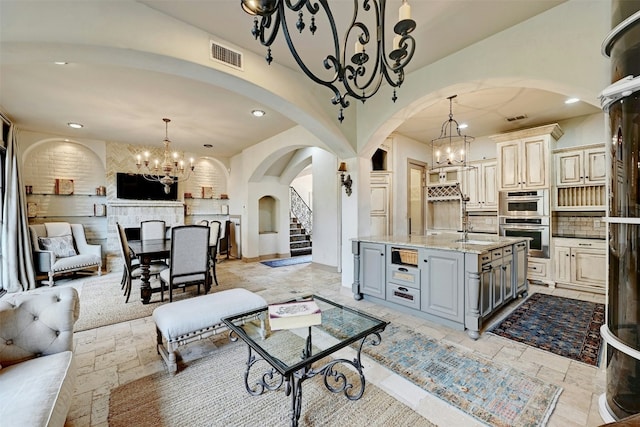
[261,255,311,268]
[488,293,605,367]
[319,310,562,427]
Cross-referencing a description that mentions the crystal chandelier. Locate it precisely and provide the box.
[241,0,417,122]
[135,118,194,194]
[431,95,474,169]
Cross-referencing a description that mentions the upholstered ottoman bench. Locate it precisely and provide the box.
[152,288,267,373]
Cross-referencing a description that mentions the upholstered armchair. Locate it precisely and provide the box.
[29,222,102,286]
[0,287,80,426]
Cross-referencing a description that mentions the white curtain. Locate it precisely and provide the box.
[1,124,36,292]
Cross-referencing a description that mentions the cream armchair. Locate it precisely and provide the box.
[29,222,102,286]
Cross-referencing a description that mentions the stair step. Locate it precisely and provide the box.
[290,241,312,249]
[291,247,312,256]
[290,235,309,242]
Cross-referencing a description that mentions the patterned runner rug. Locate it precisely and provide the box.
[261,255,312,268]
[488,293,605,367]
[319,310,562,427]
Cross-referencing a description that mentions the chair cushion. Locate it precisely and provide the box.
[0,351,75,427]
[38,235,77,258]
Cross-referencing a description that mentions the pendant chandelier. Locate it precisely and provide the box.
[135,118,195,194]
[241,0,417,122]
[431,95,474,170]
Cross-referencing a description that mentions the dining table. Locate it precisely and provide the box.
[127,238,172,304]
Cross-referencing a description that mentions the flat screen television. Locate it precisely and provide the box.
[116,172,179,201]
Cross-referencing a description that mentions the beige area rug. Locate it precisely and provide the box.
[74,271,253,332]
[108,340,434,427]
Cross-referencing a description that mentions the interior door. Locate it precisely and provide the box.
[408,160,426,235]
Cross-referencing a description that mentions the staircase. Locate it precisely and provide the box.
[290,217,312,256]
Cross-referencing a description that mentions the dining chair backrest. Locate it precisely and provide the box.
[207,221,222,249]
[116,223,133,273]
[140,220,166,240]
[169,225,210,280]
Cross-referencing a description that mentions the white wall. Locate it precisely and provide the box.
[311,149,338,268]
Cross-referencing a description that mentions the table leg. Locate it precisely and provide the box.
[139,255,152,304]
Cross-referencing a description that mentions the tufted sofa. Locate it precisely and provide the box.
[0,287,79,426]
[29,222,102,286]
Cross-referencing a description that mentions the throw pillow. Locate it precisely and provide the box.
[39,234,78,258]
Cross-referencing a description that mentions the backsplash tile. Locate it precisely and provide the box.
[553,212,606,239]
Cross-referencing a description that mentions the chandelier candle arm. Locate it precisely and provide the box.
[135,118,195,194]
[240,0,416,122]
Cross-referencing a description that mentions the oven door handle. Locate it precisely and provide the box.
[500,226,547,231]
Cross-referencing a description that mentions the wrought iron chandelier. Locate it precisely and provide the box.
[135,118,195,194]
[241,0,417,122]
[431,95,474,169]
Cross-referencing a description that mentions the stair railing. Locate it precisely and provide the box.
[290,187,312,236]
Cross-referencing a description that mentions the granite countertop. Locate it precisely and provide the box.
[354,232,528,254]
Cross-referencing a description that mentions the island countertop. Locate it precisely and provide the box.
[353,232,528,254]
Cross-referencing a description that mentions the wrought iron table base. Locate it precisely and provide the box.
[243,331,382,427]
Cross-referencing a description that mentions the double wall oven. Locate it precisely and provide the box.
[498,190,550,258]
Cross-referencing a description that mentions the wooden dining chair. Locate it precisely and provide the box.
[206,220,222,286]
[116,223,168,303]
[159,225,210,302]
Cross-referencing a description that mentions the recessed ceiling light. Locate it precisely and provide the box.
[203,144,213,148]
[565,97,580,104]
[67,122,83,129]
[251,109,266,117]
[458,123,468,130]
[54,61,68,65]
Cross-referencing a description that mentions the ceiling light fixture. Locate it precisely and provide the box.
[252,109,266,117]
[565,97,580,104]
[67,122,83,129]
[135,118,195,194]
[431,95,474,169]
[54,61,68,65]
[241,0,417,123]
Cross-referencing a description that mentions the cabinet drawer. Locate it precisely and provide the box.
[388,265,420,289]
[491,248,504,261]
[528,259,547,277]
[503,246,513,257]
[386,283,420,310]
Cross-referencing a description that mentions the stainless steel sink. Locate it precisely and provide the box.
[455,239,494,245]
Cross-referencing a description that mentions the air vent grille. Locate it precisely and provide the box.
[210,40,243,70]
[506,114,528,122]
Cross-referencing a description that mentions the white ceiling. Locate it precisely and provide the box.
[0,0,601,158]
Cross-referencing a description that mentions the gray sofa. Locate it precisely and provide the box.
[29,222,102,285]
[0,287,79,426]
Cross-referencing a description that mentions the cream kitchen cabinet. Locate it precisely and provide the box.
[555,145,606,186]
[370,172,392,236]
[464,160,497,211]
[491,123,564,191]
[553,237,606,293]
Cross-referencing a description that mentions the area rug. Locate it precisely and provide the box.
[488,293,605,367]
[319,310,562,427]
[108,340,433,427]
[74,271,257,332]
[261,255,312,268]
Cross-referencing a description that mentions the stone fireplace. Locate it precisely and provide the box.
[106,200,184,271]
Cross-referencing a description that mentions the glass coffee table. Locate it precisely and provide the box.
[221,294,389,427]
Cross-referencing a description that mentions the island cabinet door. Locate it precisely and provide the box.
[420,249,464,323]
[360,242,386,299]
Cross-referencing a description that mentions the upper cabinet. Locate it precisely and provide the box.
[553,144,606,211]
[491,124,564,191]
[464,160,497,211]
[555,146,606,186]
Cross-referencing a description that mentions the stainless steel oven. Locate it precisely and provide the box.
[499,190,549,217]
[499,216,550,258]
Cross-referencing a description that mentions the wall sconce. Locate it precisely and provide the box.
[338,162,353,196]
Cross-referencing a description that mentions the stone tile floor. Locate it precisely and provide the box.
[57,259,606,426]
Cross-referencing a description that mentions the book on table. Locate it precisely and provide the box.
[268,299,322,330]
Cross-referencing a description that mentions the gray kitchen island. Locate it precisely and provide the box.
[352,233,529,339]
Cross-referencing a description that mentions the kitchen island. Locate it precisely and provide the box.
[352,232,529,339]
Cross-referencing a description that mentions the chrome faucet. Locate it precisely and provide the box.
[455,183,470,241]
